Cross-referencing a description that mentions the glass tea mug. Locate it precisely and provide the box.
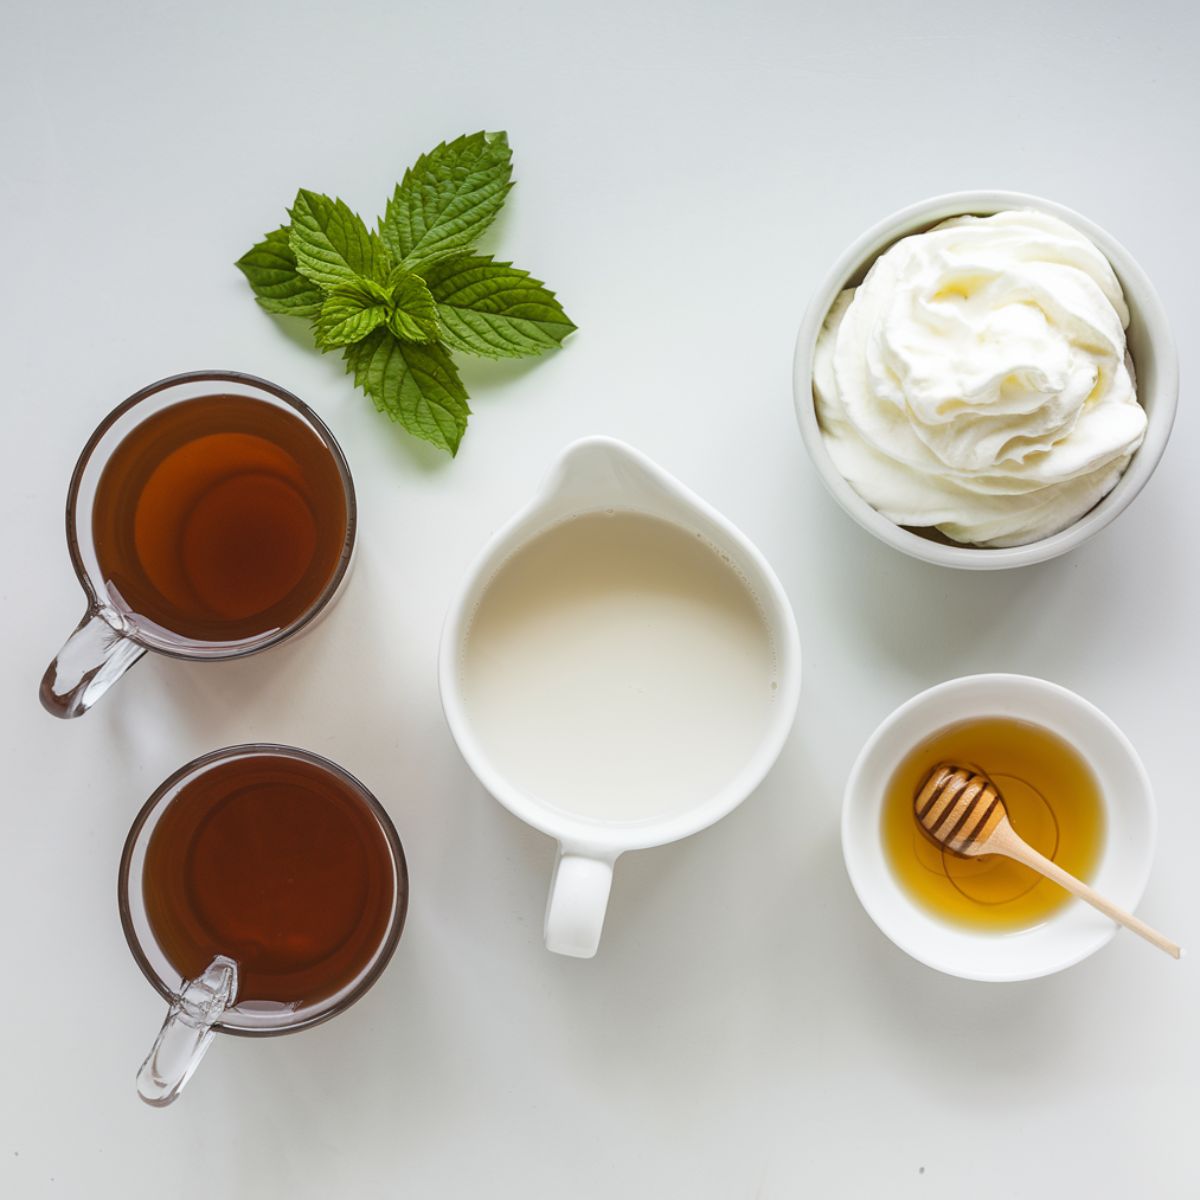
[118,745,408,1106]
[40,371,356,717]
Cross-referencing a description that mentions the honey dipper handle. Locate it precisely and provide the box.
[993,829,1182,959]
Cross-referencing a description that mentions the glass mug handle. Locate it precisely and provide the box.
[39,607,146,718]
[137,955,238,1107]
[543,847,617,958]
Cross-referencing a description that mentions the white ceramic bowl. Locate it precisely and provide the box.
[842,674,1156,981]
[793,191,1179,570]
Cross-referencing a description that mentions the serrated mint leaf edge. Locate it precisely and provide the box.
[288,190,389,289]
[235,226,326,317]
[380,131,513,267]
[421,254,576,359]
[343,331,470,454]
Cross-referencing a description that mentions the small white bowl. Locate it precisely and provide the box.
[793,191,1179,570]
[842,674,1156,981]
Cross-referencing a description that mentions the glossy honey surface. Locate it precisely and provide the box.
[881,717,1106,931]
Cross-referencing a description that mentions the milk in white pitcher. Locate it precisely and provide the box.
[461,510,777,824]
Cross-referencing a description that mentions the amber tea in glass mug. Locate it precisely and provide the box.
[119,745,408,1106]
[40,371,356,717]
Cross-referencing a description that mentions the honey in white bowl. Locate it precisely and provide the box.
[881,716,1106,931]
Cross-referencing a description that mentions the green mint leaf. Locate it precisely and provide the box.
[385,267,440,343]
[422,254,576,358]
[235,227,326,317]
[380,131,512,268]
[343,331,470,454]
[289,190,389,288]
[243,133,572,457]
[313,279,391,349]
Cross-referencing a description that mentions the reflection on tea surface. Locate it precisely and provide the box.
[92,396,347,644]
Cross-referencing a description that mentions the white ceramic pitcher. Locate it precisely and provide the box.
[439,437,801,957]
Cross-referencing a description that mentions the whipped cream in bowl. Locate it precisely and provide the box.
[794,193,1178,569]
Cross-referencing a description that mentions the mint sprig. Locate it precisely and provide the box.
[235,131,575,456]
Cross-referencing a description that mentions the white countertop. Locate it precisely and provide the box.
[2,1,1197,1196]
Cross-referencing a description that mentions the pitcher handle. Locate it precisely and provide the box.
[39,607,146,718]
[544,848,616,958]
[136,956,238,1107]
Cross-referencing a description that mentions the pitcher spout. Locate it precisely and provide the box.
[533,436,686,523]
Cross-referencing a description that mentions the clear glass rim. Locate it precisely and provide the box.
[65,369,358,659]
[117,744,408,1038]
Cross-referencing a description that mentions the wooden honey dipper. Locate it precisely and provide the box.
[915,764,1181,959]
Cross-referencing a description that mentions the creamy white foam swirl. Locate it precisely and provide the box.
[814,209,1145,547]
